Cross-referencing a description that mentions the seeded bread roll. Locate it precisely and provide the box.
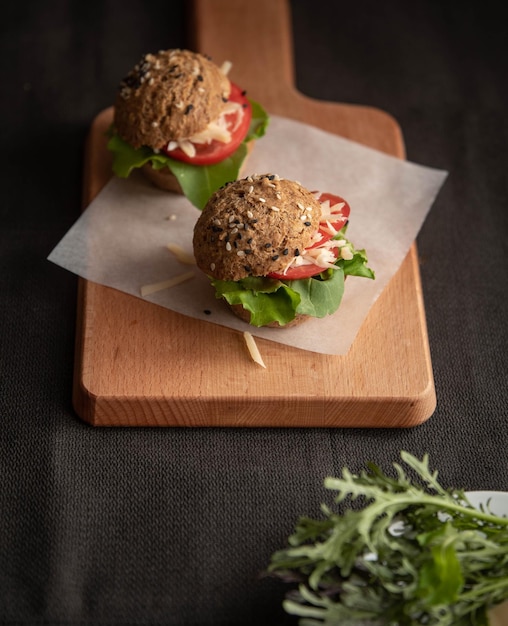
[193,174,322,281]
[114,49,231,150]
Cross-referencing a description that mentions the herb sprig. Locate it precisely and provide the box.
[268,452,508,625]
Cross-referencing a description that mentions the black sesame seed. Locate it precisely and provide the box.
[234,241,238,248]
[211,225,223,232]
[283,248,289,255]
[236,233,242,240]
[122,74,142,89]
[295,249,300,256]
[197,74,203,81]
[244,265,251,273]
[304,221,311,226]
[203,309,211,315]
[247,238,253,244]
[271,254,279,261]
[244,249,253,255]
[250,219,258,224]
[222,97,229,103]
[268,175,275,180]
[184,104,194,115]
[264,243,271,248]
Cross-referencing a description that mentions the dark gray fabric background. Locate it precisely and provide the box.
[1,1,507,624]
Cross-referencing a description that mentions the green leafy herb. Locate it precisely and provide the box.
[268,451,508,625]
[107,98,269,210]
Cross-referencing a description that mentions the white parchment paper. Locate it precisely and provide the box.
[48,115,447,354]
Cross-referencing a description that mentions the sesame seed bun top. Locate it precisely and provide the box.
[113,49,231,150]
[193,174,323,281]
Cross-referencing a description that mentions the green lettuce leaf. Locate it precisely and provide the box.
[342,248,375,279]
[247,99,269,142]
[157,145,249,211]
[287,269,345,318]
[211,276,302,327]
[334,226,375,280]
[210,234,374,327]
[107,98,269,210]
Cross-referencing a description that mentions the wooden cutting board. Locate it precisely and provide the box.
[73,0,436,427]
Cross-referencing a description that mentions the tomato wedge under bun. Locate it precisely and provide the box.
[193,174,374,328]
[108,49,268,209]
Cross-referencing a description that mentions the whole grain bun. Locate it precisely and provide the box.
[193,174,322,281]
[114,49,231,150]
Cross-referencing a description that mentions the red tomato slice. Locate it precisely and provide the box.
[268,192,350,280]
[161,82,252,166]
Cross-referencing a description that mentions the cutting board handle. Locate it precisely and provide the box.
[188,0,295,99]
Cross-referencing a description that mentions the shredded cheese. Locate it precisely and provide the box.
[243,332,266,368]
[220,60,233,75]
[167,101,244,157]
[140,271,195,297]
[280,198,350,275]
[166,243,196,265]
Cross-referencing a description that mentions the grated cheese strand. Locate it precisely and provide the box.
[220,60,233,75]
[166,100,243,155]
[140,271,195,297]
[243,332,266,368]
[166,243,196,265]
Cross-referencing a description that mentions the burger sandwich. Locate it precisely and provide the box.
[107,49,269,209]
[193,174,375,328]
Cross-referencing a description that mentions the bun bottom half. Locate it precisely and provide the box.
[141,141,255,194]
[141,163,183,193]
[228,303,310,329]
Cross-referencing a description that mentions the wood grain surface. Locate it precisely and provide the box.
[73,0,436,427]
